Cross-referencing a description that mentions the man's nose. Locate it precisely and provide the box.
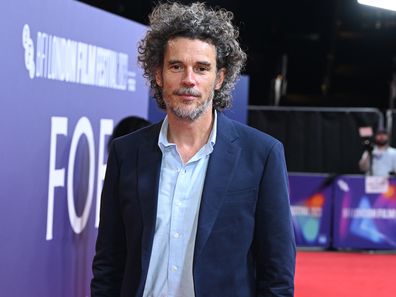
[181,68,196,86]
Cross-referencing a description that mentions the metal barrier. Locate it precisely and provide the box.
[386,109,396,147]
[248,106,384,174]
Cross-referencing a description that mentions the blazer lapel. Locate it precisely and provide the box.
[194,113,241,261]
[137,124,163,275]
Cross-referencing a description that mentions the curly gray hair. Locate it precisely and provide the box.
[137,1,247,111]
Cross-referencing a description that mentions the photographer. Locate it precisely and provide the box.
[359,129,396,176]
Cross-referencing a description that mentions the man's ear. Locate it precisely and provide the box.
[155,68,163,87]
[215,68,226,90]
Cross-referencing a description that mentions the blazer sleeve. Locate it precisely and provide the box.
[255,141,296,297]
[91,142,126,297]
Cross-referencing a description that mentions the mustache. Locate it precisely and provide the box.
[173,87,201,97]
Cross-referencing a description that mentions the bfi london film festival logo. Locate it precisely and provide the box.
[22,24,35,79]
[21,24,137,92]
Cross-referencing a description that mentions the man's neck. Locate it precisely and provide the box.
[166,109,214,163]
[376,144,388,151]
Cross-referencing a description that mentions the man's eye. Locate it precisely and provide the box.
[170,65,182,71]
[196,66,209,72]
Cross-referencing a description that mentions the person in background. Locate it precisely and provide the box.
[107,115,151,151]
[91,2,296,297]
[359,129,396,176]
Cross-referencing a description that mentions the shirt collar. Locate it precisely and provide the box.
[158,110,217,153]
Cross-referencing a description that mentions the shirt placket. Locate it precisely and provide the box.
[167,160,191,295]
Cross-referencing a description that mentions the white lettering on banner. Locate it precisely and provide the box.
[365,176,389,194]
[22,24,137,92]
[95,120,113,228]
[290,206,323,218]
[46,116,113,240]
[67,117,95,234]
[65,39,78,82]
[342,208,396,219]
[35,31,47,78]
[46,117,67,240]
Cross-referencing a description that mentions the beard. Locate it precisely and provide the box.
[375,139,389,146]
[166,87,214,121]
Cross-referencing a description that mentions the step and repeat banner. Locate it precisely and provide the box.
[290,173,396,250]
[289,173,333,249]
[0,1,149,296]
[333,176,396,250]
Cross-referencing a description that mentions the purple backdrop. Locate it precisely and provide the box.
[333,176,396,250]
[0,1,149,296]
[288,173,333,248]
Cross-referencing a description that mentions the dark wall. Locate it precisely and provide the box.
[248,107,384,174]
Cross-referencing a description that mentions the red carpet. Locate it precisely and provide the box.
[295,250,396,297]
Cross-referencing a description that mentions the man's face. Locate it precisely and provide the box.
[155,37,224,121]
[375,132,389,146]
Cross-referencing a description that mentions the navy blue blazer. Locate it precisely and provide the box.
[91,112,296,297]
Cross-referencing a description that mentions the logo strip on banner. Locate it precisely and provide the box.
[22,24,137,92]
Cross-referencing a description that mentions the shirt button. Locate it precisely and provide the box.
[171,265,178,272]
[173,232,180,238]
[175,201,182,207]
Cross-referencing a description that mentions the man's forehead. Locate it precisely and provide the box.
[376,131,388,136]
[166,38,215,53]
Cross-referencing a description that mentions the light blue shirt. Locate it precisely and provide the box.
[371,146,396,176]
[142,112,217,297]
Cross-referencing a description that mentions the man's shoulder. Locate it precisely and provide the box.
[112,121,162,150]
[387,146,396,155]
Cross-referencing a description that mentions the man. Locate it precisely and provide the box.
[359,129,396,176]
[91,2,296,297]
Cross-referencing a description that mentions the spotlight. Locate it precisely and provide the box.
[358,0,396,12]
